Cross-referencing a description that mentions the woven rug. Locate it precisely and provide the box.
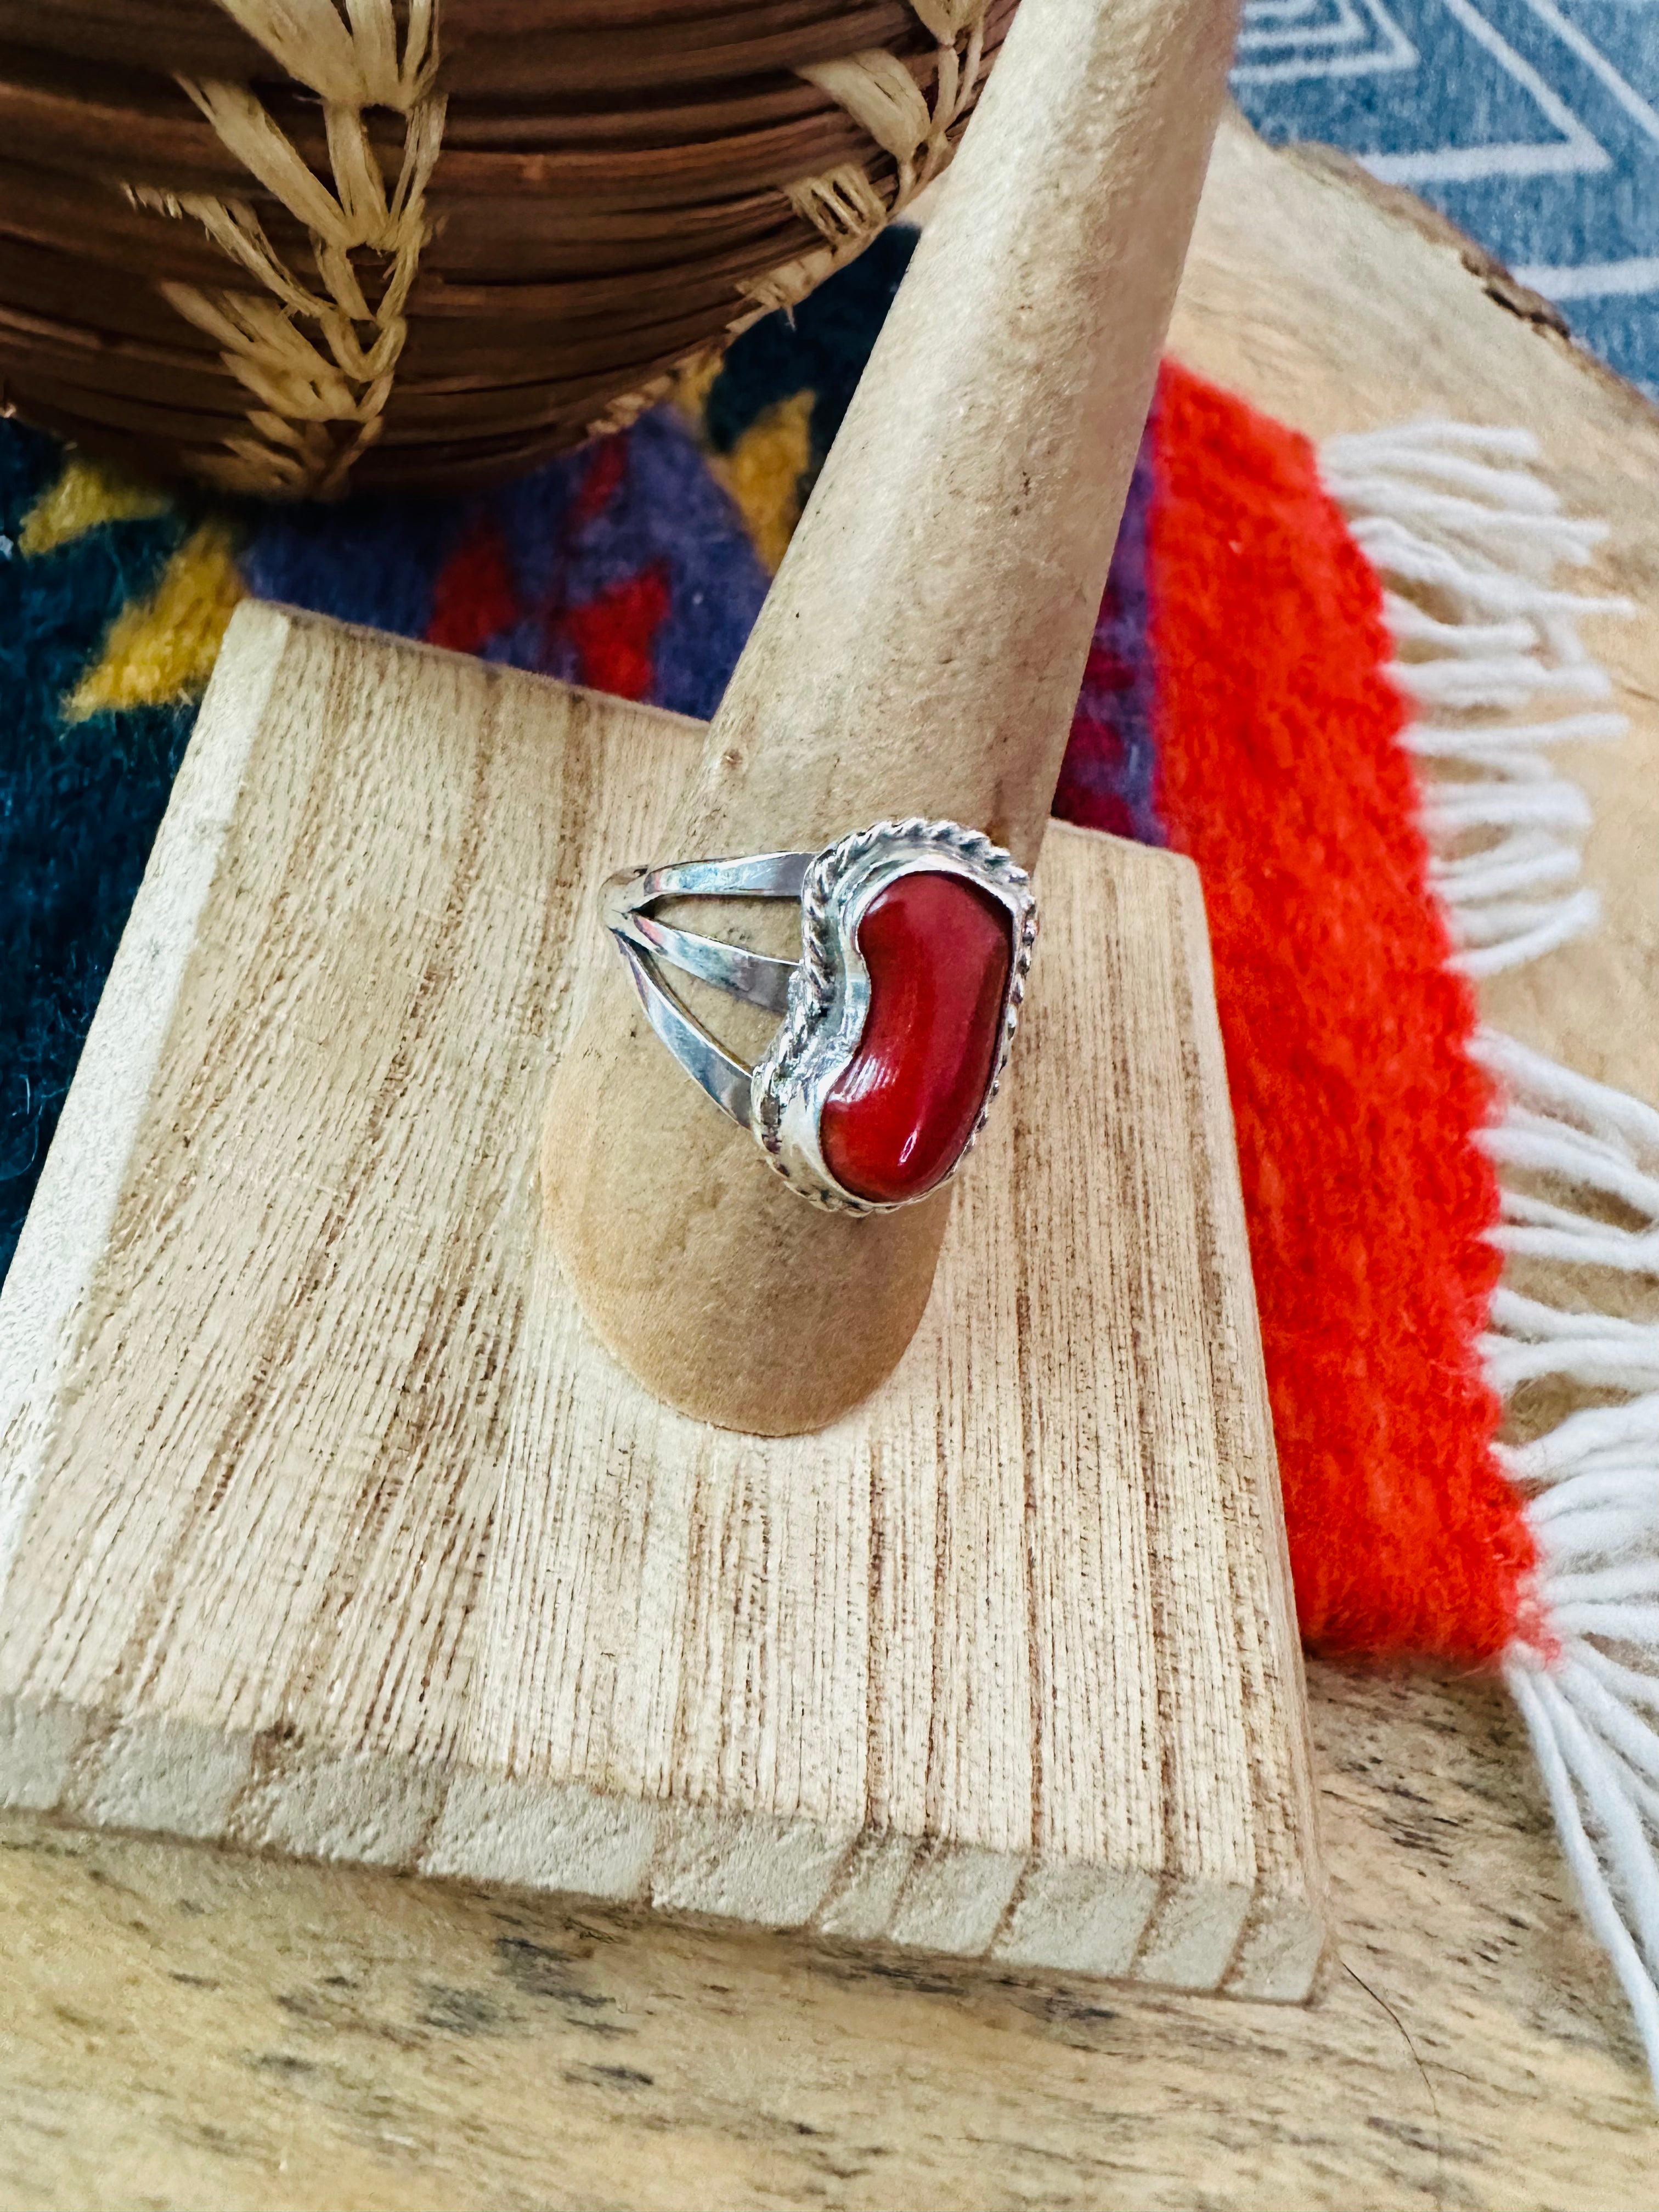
[1232,0,1659,397]
[3,227,1658,2085]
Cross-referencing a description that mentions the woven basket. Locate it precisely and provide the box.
[0,0,1014,499]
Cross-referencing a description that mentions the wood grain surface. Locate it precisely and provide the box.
[2,1666,1654,2212]
[0,599,1321,2000]
[5,112,1659,2209]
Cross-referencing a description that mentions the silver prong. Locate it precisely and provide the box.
[611,933,753,1126]
[624,852,814,904]
[615,911,796,1015]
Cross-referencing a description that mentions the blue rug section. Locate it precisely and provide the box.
[0,432,196,1280]
[1232,0,1659,395]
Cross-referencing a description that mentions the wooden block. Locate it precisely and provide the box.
[0,602,1323,1997]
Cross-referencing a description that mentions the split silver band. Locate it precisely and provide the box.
[603,849,809,1130]
[602,818,1037,1215]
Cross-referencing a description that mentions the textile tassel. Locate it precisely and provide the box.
[1321,422,1630,977]
[1483,1034,1659,2091]
[1323,422,1659,2091]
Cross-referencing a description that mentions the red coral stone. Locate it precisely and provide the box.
[819,871,1015,1205]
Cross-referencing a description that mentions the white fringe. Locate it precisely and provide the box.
[1322,426,1659,2092]
[1481,1026,1659,2095]
[1470,1029,1659,2092]
[1502,1369,1659,2091]
[1321,423,1631,980]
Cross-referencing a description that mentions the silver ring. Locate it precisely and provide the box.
[603,819,1038,1214]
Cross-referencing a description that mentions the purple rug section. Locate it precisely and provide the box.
[1051,417,1164,847]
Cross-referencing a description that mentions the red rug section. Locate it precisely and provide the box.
[425,439,672,699]
[565,560,672,702]
[1147,363,1534,1661]
[427,518,518,656]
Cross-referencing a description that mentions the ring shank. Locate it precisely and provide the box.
[602,855,814,1131]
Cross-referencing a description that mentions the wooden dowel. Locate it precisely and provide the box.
[544,0,1239,1434]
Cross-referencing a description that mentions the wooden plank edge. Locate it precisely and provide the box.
[0,601,292,1592]
[0,1689,1325,2000]
[1275,133,1659,436]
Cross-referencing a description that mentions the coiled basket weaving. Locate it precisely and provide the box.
[0,0,1012,497]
